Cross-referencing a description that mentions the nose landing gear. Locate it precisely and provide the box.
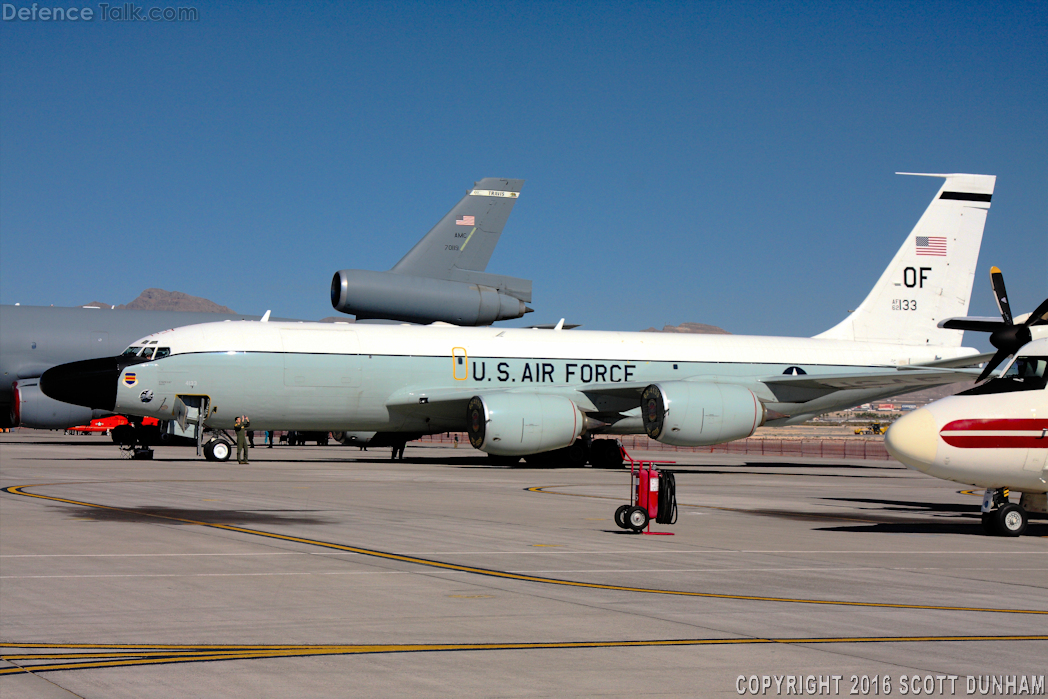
[981,488,1028,537]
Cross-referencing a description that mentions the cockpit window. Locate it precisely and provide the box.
[140,347,155,360]
[960,356,1048,395]
[121,346,144,357]
[154,347,171,359]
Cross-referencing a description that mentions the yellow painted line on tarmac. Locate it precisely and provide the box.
[4,484,1047,616]
[2,636,1046,676]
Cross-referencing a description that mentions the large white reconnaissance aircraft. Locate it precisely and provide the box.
[43,174,997,465]
[887,269,1048,537]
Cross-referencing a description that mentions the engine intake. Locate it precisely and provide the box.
[467,393,584,456]
[641,382,765,446]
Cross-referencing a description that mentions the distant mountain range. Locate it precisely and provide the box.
[79,290,732,333]
[82,289,236,314]
[642,322,730,334]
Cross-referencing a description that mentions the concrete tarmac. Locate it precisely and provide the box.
[1,432,1045,698]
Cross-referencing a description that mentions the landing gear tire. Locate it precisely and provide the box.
[589,440,623,469]
[614,505,631,529]
[627,505,649,532]
[524,452,553,467]
[562,441,587,468]
[993,503,1027,537]
[111,424,135,446]
[204,439,232,462]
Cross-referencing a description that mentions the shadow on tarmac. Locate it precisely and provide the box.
[823,496,982,514]
[52,505,330,526]
[818,519,1048,536]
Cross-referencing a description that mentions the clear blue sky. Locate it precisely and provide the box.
[2,1,1044,346]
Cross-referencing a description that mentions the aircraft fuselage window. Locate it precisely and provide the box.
[154,347,171,359]
[961,356,1048,395]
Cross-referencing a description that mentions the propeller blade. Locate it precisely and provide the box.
[989,266,1013,325]
[976,348,1012,382]
[938,319,1006,332]
[1024,297,1048,326]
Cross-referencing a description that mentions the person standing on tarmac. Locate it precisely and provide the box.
[235,416,251,464]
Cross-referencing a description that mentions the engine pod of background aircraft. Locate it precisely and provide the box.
[10,379,104,429]
[331,269,531,325]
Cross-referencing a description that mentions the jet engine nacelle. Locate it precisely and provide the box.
[11,379,104,429]
[331,270,528,325]
[467,393,584,456]
[641,382,765,446]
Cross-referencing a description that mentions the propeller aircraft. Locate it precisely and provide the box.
[886,269,1048,536]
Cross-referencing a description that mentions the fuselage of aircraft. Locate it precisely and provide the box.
[41,172,997,458]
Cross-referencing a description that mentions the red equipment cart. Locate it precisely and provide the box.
[613,446,678,534]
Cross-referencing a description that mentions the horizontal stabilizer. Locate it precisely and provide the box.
[905,352,996,369]
[938,316,1005,332]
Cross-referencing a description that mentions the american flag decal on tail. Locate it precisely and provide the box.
[455,215,475,226]
[916,236,947,256]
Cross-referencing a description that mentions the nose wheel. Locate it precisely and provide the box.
[203,438,233,462]
[981,488,1028,537]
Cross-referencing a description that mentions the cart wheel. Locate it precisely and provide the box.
[627,506,649,532]
[614,505,631,529]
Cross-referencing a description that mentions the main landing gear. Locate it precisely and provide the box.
[486,439,626,469]
[203,438,233,462]
[981,488,1027,537]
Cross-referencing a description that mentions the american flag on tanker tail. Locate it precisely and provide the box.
[456,215,475,226]
[915,236,947,256]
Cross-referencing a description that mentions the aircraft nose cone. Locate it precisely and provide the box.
[885,408,939,473]
[39,356,121,412]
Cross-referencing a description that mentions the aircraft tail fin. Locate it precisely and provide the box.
[814,173,995,347]
[391,178,524,279]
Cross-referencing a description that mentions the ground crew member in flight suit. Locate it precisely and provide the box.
[235,416,251,464]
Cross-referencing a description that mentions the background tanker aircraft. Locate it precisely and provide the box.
[1,177,529,433]
[886,269,1048,536]
[43,173,999,465]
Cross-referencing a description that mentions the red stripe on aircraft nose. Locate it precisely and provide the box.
[942,419,1048,432]
[941,435,1048,449]
[940,419,1048,449]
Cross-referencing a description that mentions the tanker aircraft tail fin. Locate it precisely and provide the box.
[390,178,530,302]
[814,173,995,347]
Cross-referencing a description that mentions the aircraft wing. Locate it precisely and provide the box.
[760,367,980,403]
[385,381,654,421]
[385,385,514,421]
[385,365,982,429]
